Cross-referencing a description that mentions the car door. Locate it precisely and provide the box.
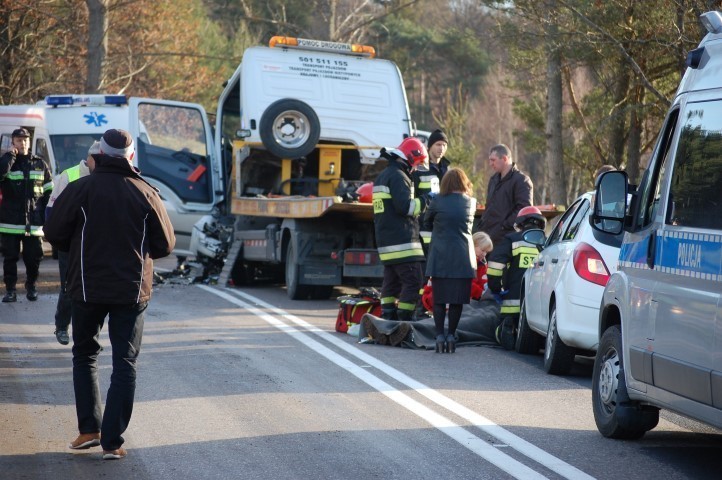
[648,96,722,408]
[128,99,220,255]
[525,199,583,332]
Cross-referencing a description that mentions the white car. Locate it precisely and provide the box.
[516,192,622,375]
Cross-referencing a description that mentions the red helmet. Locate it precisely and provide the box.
[356,182,373,203]
[397,137,428,168]
[515,206,546,230]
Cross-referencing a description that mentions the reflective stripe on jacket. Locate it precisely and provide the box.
[373,156,424,265]
[487,230,539,305]
[0,152,53,236]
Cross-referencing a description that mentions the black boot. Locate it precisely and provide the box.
[2,289,16,303]
[25,283,38,302]
[381,307,397,320]
[397,309,414,322]
[446,333,457,353]
[435,334,447,353]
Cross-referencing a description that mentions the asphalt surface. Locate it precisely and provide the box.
[1,251,722,479]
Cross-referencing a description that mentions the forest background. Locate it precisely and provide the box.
[1,0,720,206]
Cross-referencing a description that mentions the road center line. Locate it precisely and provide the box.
[198,286,549,479]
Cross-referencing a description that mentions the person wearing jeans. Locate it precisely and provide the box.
[46,141,99,345]
[44,129,175,460]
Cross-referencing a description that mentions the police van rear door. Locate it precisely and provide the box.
[128,98,220,254]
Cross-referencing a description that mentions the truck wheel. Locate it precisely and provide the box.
[543,305,575,375]
[515,298,543,354]
[285,241,312,300]
[592,325,659,439]
[260,99,320,159]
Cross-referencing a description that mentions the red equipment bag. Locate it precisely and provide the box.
[335,288,381,333]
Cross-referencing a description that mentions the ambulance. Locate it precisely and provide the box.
[0,95,220,256]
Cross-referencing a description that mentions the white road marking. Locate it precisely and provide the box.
[199,285,595,480]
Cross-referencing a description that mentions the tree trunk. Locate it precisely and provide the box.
[626,83,643,185]
[85,0,108,94]
[544,0,566,206]
[609,54,630,167]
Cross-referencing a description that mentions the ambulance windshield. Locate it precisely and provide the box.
[50,134,102,173]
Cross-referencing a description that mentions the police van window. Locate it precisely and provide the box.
[636,109,679,228]
[666,101,722,230]
[136,103,212,204]
[562,199,590,241]
[546,198,582,247]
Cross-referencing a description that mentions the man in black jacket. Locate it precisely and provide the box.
[0,128,53,303]
[476,144,533,247]
[44,129,175,460]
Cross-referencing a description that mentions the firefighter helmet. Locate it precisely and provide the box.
[397,137,428,168]
[514,206,546,231]
[356,182,373,203]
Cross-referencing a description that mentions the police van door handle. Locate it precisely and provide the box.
[538,260,545,266]
[551,258,559,264]
[646,232,656,269]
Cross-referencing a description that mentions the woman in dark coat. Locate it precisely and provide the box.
[423,167,477,353]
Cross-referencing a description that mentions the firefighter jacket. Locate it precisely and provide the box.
[373,154,426,265]
[46,159,91,221]
[412,165,440,246]
[43,154,175,304]
[486,229,539,315]
[477,163,533,246]
[0,151,53,236]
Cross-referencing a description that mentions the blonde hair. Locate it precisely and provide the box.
[472,231,493,252]
[440,167,473,195]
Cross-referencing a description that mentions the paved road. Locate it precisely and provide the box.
[1,256,721,479]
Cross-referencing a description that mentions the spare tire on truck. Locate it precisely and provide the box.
[259,99,320,159]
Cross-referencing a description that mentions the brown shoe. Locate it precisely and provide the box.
[102,447,127,460]
[68,433,100,449]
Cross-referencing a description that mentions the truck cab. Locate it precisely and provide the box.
[0,95,220,256]
[590,11,722,438]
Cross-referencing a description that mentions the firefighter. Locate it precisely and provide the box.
[373,137,431,321]
[0,128,53,303]
[487,206,546,350]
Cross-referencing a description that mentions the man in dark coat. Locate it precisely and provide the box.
[476,144,533,247]
[44,128,175,460]
[0,127,53,302]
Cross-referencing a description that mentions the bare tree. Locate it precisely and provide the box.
[544,0,567,205]
[85,0,108,93]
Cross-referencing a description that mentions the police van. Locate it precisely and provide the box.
[0,95,220,256]
[590,11,722,438]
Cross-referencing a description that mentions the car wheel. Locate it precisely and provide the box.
[259,99,320,159]
[592,325,659,439]
[285,241,312,300]
[515,298,543,354]
[543,304,576,375]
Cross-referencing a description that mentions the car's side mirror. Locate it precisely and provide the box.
[591,170,628,235]
[522,229,546,248]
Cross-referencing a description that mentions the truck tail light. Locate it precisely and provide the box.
[573,242,610,286]
[343,251,379,266]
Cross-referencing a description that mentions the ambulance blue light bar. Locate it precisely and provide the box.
[44,95,128,107]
